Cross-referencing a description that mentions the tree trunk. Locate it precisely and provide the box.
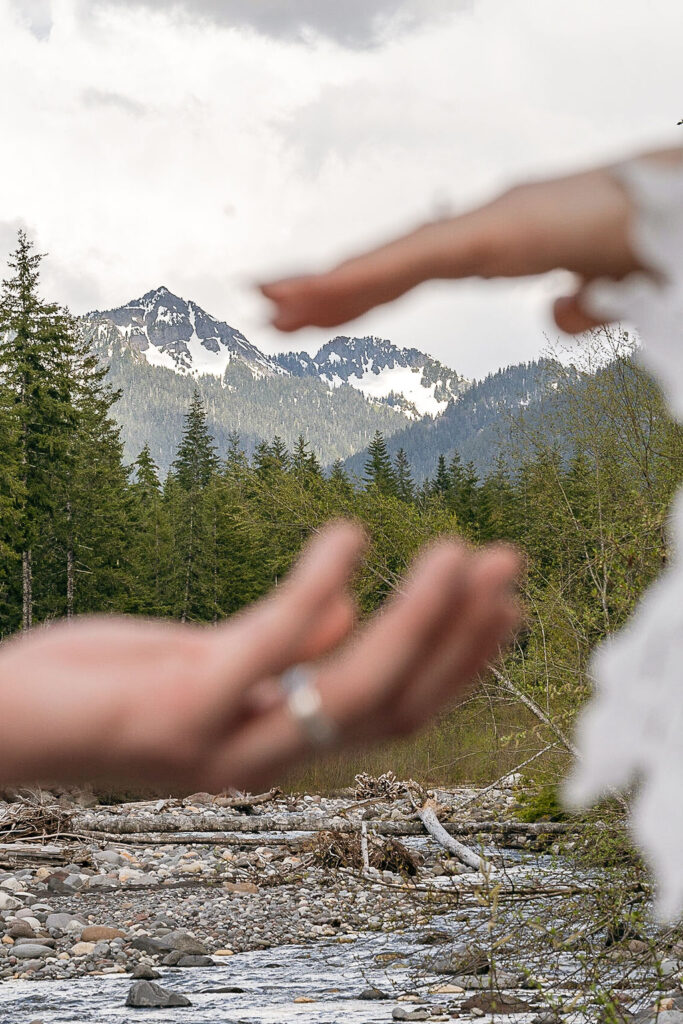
[66,501,74,619]
[181,506,194,624]
[21,549,32,632]
[414,799,485,871]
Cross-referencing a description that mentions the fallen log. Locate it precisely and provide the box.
[0,842,90,866]
[72,811,583,837]
[414,799,485,871]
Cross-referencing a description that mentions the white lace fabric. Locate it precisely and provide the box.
[565,152,683,919]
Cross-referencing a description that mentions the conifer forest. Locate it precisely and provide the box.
[2,233,682,788]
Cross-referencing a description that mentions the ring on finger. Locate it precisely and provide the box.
[279,664,338,748]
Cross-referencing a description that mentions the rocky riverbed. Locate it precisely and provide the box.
[0,783,679,1022]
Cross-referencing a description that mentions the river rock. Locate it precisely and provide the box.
[175,954,215,967]
[7,920,35,939]
[86,877,118,890]
[156,929,208,955]
[130,936,166,955]
[431,946,490,975]
[462,992,531,1014]
[131,964,161,980]
[0,893,21,912]
[392,1009,430,1022]
[1,877,23,893]
[224,881,259,894]
[13,944,57,959]
[46,913,80,933]
[81,925,125,942]
[70,942,96,956]
[125,980,192,1008]
[358,987,389,1000]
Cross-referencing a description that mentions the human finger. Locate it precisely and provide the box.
[553,290,610,335]
[386,547,521,734]
[212,520,366,687]
[201,540,471,789]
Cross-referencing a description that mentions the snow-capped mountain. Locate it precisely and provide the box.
[82,286,280,380]
[275,336,469,419]
[82,289,469,420]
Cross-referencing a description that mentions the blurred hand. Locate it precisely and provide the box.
[260,148,682,337]
[0,523,520,792]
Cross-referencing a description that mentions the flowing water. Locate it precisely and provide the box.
[0,841,655,1023]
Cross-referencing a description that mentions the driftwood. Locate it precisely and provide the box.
[360,821,370,872]
[0,799,73,843]
[306,830,419,875]
[72,812,582,839]
[211,788,282,810]
[0,842,90,867]
[414,799,485,871]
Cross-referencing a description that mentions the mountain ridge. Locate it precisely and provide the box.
[82,287,469,419]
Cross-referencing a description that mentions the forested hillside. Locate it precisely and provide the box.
[343,360,568,481]
[2,234,682,786]
[99,338,408,474]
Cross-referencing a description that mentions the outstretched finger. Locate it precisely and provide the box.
[553,290,609,335]
[212,520,366,688]
[386,547,521,734]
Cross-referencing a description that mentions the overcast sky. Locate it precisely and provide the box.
[1,0,680,379]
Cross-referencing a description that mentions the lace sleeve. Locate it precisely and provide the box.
[565,153,683,920]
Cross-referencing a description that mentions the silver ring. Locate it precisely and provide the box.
[279,665,338,748]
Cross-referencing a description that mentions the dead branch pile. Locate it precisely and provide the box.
[354,772,419,801]
[306,829,421,875]
[0,794,73,843]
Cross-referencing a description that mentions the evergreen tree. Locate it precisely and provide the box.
[363,431,398,496]
[478,453,516,541]
[225,431,248,477]
[292,434,322,481]
[433,454,451,500]
[171,388,219,489]
[46,323,130,619]
[394,448,414,502]
[167,391,219,622]
[0,232,88,629]
[328,459,353,500]
[126,444,171,615]
[448,450,465,497]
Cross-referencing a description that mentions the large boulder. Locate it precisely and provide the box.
[156,929,209,955]
[125,981,192,1008]
[13,944,57,959]
[431,945,490,975]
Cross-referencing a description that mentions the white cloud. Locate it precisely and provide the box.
[97,0,468,49]
[0,0,680,379]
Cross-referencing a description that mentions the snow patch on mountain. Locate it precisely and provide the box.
[275,336,469,419]
[345,363,447,417]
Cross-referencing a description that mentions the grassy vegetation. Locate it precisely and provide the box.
[285,690,572,794]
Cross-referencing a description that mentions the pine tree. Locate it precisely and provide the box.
[433,454,451,500]
[225,431,248,477]
[46,324,130,619]
[0,232,87,629]
[168,391,219,622]
[126,444,171,615]
[292,434,322,486]
[394,448,414,502]
[448,450,465,498]
[253,437,289,481]
[271,436,290,471]
[363,431,398,496]
[171,388,219,489]
[478,453,516,541]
